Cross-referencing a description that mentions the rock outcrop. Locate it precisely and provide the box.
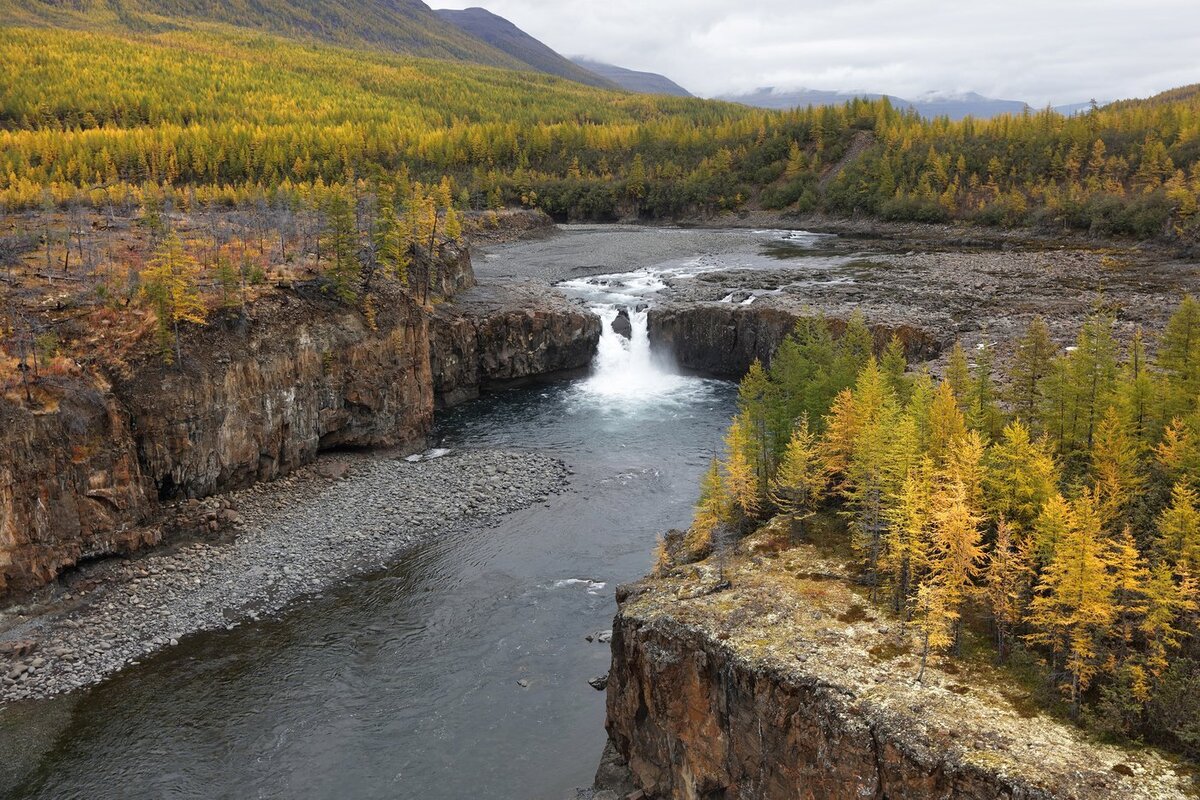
[604,522,1194,799]
[430,280,601,407]
[0,386,158,595]
[0,283,433,595]
[648,302,940,378]
[2,260,602,597]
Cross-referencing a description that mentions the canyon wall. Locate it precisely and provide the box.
[0,284,433,596]
[1,258,599,597]
[430,281,600,407]
[648,302,941,378]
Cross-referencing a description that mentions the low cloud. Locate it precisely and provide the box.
[435,0,1200,104]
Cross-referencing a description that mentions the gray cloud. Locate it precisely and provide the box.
[434,0,1200,104]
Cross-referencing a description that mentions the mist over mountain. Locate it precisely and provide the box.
[720,86,1099,120]
[570,58,693,97]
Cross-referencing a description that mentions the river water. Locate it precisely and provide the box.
[2,228,850,799]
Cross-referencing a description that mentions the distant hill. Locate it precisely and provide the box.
[0,0,525,67]
[1107,84,1200,111]
[720,87,1094,121]
[435,7,616,89]
[571,58,693,97]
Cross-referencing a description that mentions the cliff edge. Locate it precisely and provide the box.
[604,519,1195,799]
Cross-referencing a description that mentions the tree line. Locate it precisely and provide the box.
[685,301,1200,760]
[1,25,1198,240]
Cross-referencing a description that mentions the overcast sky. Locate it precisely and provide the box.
[434,0,1200,103]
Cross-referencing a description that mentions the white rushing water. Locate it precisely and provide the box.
[555,229,836,410]
[581,305,689,401]
[557,268,704,408]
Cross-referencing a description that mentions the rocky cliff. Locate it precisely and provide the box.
[431,280,601,407]
[2,261,601,597]
[0,283,433,595]
[603,522,1194,800]
[648,302,941,378]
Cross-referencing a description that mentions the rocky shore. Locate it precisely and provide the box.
[0,449,569,703]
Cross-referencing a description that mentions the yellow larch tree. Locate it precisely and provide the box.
[983,517,1033,661]
[1090,406,1146,530]
[140,230,207,364]
[1157,480,1200,573]
[927,475,985,650]
[1026,490,1116,714]
[723,411,761,521]
[769,414,828,517]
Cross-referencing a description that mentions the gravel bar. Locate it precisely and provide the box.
[0,448,570,703]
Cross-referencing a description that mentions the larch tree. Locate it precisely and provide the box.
[320,189,360,303]
[914,582,955,682]
[1007,316,1055,427]
[984,420,1060,534]
[1158,481,1200,573]
[1091,406,1146,530]
[1026,491,1116,715]
[769,414,828,518]
[689,458,731,556]
[140,230,207,364]
[1159,295,1200,418]
[884,458,934,614]
[927,475,985,650]
[928,380,967,467]
[723,412,761,522]
[983,518,1032,662]
[944,340,971,405]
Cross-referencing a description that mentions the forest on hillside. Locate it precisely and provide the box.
[677,304,1200,763]
[1,25,1199,241]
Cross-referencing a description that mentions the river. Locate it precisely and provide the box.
[3,228,835,799]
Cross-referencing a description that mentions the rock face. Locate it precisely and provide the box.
[118,284,433,501]
[604,525,1194,800]
[430,280,601,407]
[2,256,604,597]
[0,388,158,595]
[648,302,940,378]
[0,284,433,596]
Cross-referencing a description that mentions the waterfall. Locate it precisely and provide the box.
[581,305,684,400]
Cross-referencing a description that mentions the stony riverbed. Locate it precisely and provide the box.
[0,449,569,703]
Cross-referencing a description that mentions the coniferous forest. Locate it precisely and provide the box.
[4,1,1200,792]
[0,24,1198,240]
[680,301,1200,762]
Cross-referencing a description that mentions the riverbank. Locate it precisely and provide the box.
[0,448,569,703]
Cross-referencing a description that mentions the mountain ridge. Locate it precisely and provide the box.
[0,0,526,67]
[570,58,693,97]
[434,7,617,89]
[721,86,1095,120]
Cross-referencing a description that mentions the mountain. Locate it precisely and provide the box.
[571,58,692,97]
[435,7,616,88]
[0,0,525,67]
[720,87,1095,121]
[719,87,887,110]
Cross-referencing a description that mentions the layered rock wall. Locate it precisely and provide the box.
[430,280,601,407]
[604,532,1193,799]
[2,262,601,596]
[648,302,940,377]
[0,285,433,595]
